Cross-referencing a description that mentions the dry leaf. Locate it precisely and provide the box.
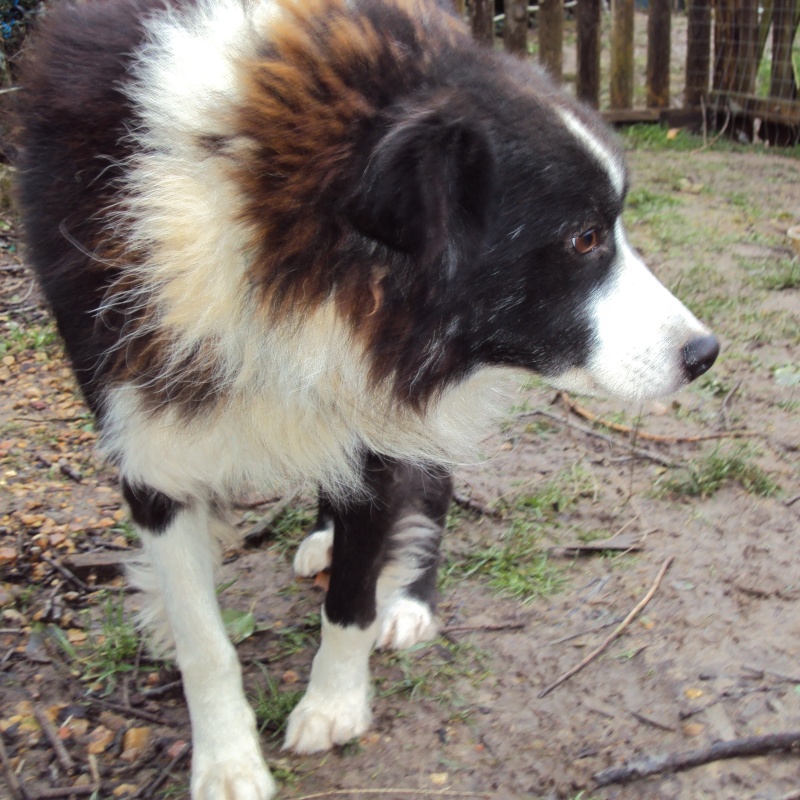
[86,724,114,755]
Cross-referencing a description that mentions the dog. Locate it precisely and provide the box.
[13,0,719,796]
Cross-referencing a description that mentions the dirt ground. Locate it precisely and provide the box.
[1,131,799,800]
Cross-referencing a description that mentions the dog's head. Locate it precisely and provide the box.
[346,62,718,405]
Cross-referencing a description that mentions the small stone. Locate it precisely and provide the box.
[682,722,705,737]
[430,773,449,786]
[121,727,151,762]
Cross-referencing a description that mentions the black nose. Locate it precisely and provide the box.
[683,334,720,381]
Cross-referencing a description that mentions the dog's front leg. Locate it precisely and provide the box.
[284,454,394,754]
[127,484,275,800]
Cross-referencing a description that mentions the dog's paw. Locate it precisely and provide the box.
[377,596,437,651]
[191,750,275,800]
[283,689,372,754]
[293,526,334,578]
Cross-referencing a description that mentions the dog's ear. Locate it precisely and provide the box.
[348,101,495,263]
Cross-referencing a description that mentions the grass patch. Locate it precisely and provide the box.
[445,518,564,603]
[513,464,594,519]
[265,504,316,560]
[252,666,304,740]
[621,124,800,159]
[0,320,58,358]
[378,637,490,711]
[51,590,142,693]
[267,612,320,661]
[656,447,779,499]
[741,256,800,291]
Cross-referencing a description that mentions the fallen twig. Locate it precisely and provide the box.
[32,704,75,776]
[742,663,800,685]
[538,556,673,698]
[784,493,800,507]
[31,786,100,799]
[38,554,89,593]
[88,697,175,727]
[516,409,676,467]
[594,730,800,786]
[719,380,741,431]
[0,727,29,800]
[135,741,190,799]
[294,790,493,799]
[243,492,299,547]
[141,679,183,699]
[442,622,525,634]
[629,708,677,732]
[559,393,755,444]
[452,491,502,518]
[58,461,82,483]
[546,616,624,646]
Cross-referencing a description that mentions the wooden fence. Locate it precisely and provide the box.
[475,0,800,143]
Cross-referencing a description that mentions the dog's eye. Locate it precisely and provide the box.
[572,228,600,255]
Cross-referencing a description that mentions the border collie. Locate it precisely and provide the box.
[14,0,718,796]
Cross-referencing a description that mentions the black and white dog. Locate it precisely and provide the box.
[14,0,718,796]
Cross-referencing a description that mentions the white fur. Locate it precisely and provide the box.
[293,523,334,578]
[554,222,710,400]
[556,107,626,197]
[284,611,377,753]
[377,596,437,650]
[133,506,275,800]
[375,513,441,650]
[101,351,515,505]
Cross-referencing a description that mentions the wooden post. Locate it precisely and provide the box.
[504,0,529,56]
[472,0,494,46]
[576,0,601,107]
[610,0,635,109]
[538,0,563,81]
[685,0,711,106]
[646,0,671,107]
[771,0,798,99]
[713,0,760,93]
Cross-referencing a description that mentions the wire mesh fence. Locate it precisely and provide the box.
[478,0,800,143]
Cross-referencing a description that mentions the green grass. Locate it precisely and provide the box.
[252,666,304,740]
[445,518,564,603]
[377,637,490,712]
[622,124,800,159]
[656,447,779,499]
[0,320,58,358]
[51,590,142,693]
[267,612,320,661]
[267,504,316,560]
[741,256,800,291]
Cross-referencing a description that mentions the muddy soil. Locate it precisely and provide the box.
[1,138,799,800]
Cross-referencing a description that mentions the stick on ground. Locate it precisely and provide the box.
[538,556,673,698]
[0,727,29,800]
[32,703,75,776]
[594,731,800,786]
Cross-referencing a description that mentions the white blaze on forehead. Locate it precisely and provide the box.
[556,107,626,197]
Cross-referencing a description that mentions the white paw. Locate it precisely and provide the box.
[283,689,372,754]
[377,596,437,651]
[293,525,334,577]
[191,749,275,800]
